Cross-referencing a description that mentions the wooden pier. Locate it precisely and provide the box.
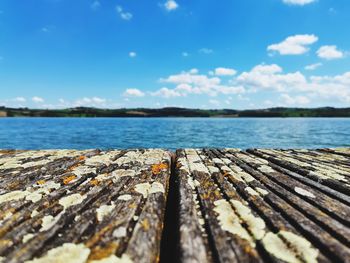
[0,148,349,262]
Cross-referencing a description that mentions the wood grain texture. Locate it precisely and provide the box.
[1,148,350,263]
[176,148,350,263]
[0,149,171,263]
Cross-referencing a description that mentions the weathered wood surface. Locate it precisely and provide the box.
[0,149,171,263]
[1,148,350,263]
[176,148,350,263]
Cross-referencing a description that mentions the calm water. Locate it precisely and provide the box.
[0,118,349,150]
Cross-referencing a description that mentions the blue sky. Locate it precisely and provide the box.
[0,0,350,109]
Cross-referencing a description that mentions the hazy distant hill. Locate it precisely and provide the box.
[1,106,350,118]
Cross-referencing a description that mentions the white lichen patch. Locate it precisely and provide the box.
[31,210,39,218]
[294,187,315,198]
[262,231,318,263]
[71,166,96,177]
[22,233,34,243]
[245,187,259,196]
[256,187,269,196]
[280,231,319,263]
[149,182,165,194]
[25,243,90,263]
[134,182,165,198]
[96,203,116,222]
[187,177,200,190]
[258,165,276,174]
[118,194,132,201]
[134,183,151,198]
[207,166,220,174]
[112,170,136,178]
[40,214,62,232]
[90,254,133,263]
[262,232,300,263]
[213,199,253,244]
[0,190,29,204]
[59,193,86,210]
[230,200,266,240]
[113,227,127,238]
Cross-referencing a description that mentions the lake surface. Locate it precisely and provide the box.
[0,118,349,150]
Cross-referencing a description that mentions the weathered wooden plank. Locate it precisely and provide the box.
[0,149,171,263]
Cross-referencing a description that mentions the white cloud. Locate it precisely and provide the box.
[14,97,26,102]
[73,97,107,107]
[282,0,316,6]
[267,34,318,55]
[281,94,310,105]
[123,88,145,97]
[164,0,179,11]
[129,52,137,58]
[32,96,44,103]
[209,99,220,106]
[317,45,344,60]
[199,48,213,54]
[214,67,237,76]
[236,64,306,92]
[151,87,182,98]
[116,6,133,20]
[90,1,101,10]
[305,63,322,71]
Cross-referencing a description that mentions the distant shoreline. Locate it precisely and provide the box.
[1,106,350,118]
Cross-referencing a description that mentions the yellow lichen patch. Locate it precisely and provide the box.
[151,163,168,175]
[88,243,118,261]
[262,231,319,263]
[63,175,77,185]
[141,218,150,231]
[25,243,90,263]
[36,180,46,185]
[213,199,253,245]
[90,179,100,186]
[77,155,86,161]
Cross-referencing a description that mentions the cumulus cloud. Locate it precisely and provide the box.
[237,64,350,103]
[281,94,310,105]
[32,96,44,103]
[123,88,145,97]
[282,0,316,5]
[236,64,306,92]
[74,97,107,107]
[305,63,322,71]
[129,52,137,58]
[158,69,245,97]
[14,97,26,102]
[214,67,237,76]
[151,87,182,98]
[164,0,179,11]
[267,34,318,55]
[116,6,133,20]
[317,45,344,60]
